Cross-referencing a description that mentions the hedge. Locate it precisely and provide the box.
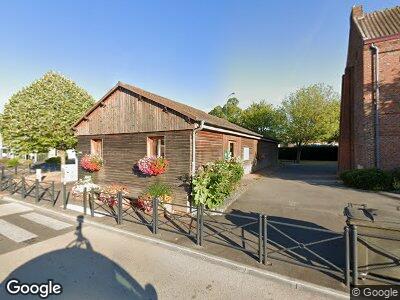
[340,168,400,191]
[279,145,337,161]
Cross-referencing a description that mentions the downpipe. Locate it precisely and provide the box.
[370,43,381,169]
[191,120,205,176]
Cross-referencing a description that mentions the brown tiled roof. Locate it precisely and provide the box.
[74,82,274,140]
[353,5,400,40]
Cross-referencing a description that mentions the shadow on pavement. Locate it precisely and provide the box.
[0,215,158,299]
[226,210,345,283]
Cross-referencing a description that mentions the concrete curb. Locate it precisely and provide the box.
[2,195,349,299]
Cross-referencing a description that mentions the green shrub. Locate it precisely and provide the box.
[146,181,172,198]
[6,158,20,168]
[340,168,393,191]
[391,169,400,191]
[192,160,244,209]
[45,157,61,165]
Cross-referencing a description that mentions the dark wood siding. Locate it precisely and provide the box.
[195,129,277,173]
[75,88,195,136]
[77,130,192,204]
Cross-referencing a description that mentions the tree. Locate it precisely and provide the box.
[209,97,242,124]
[0,71,94,164]
[280,84,340,163]
[240,101,283,140]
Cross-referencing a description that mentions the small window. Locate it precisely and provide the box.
[243,147,250,161]
[147,136,165,157]
[228,141,236,158]
[91,139,103,158]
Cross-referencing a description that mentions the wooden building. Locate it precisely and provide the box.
[73,82,278,204]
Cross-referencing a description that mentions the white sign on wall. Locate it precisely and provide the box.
[243,147,250,161]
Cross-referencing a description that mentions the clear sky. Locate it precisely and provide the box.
[0,0,398,112]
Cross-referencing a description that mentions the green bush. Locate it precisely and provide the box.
[146,181,172,198]
[192,160,244,209]
[45,157,61,165]
[392,169,400,191]
[6,158,20,168]
[340,168,393,191]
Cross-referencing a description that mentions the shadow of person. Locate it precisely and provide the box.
[0,216,158,300]
[226,210,345,282]
[66,215,93,251]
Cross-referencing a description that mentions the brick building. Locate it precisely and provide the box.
[339,5,400,172]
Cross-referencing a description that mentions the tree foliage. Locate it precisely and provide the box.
[241,101,284,140]
[0,71,94,154]
[280,83,340,162]
[208,83,340,163]
[209,97,242,124]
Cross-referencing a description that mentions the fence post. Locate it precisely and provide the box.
[62,183,67,209]
[14,165,17,175]
[89,193,94,217]
[200,204,204,246]
[117,192,122,225]
[1,166,4,180]
[196,205,201,246]
[83,188,87,215]
[263,215,268,265]
[352,225,358,286]
[258,213,262,263]
[51,181,55,205]
[21,176,26,199]
[152,197,158,234]
[35,179,39,203]
[344,226,350,288]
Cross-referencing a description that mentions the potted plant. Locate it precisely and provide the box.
[99,184,129,208]
[147,181,173,215]
[71,176,100,201]
[80,154,103,172]
[137,156,169,176]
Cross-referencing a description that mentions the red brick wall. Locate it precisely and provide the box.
[339,19,400,172]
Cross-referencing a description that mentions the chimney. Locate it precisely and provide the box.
[351,5,364,19]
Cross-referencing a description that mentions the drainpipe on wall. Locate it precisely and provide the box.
[370,43,381,169]
[191,120,205,176]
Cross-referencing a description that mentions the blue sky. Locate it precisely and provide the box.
[0,0,398,112]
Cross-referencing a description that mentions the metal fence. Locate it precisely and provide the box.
[4,175,399,287]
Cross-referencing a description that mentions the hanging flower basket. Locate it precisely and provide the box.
[80,154,103,172]
[137,156,169,176]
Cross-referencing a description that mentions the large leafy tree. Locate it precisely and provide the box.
[280,83,340,163]
[209,97,243,124]
[1,71,94,163]
[241,101,283,140]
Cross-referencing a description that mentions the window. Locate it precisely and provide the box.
[147,136,165,157]
[91,139,103,158]
[228,141,236,158]
[243,147,250,160]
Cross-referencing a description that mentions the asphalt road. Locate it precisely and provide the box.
[0,200,347,300]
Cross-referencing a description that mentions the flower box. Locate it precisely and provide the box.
[137,156,169,176]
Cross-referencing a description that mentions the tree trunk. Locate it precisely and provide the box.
[295,144,302,164]
[58,149,66,166]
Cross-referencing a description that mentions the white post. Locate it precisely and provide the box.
[36,169,42,182]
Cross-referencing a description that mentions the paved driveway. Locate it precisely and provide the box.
[230,161,400,232]
[227,161,400,289]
